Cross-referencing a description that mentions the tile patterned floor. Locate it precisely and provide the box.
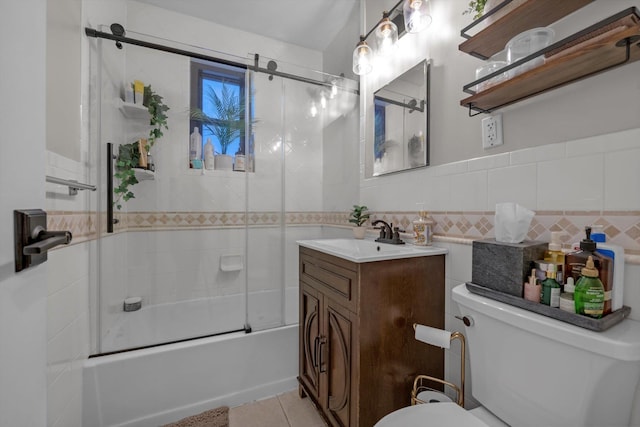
[229,390,327,427]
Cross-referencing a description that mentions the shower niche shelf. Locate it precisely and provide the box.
[134,168,155,181]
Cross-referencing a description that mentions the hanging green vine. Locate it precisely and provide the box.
[114,142,140,210]
[144,84,170,149]
[113,84,169,210]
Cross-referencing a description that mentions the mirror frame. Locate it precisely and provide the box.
[371,59,430,176]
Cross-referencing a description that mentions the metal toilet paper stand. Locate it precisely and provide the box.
[410,323,466,407]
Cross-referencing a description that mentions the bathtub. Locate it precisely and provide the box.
[82,324,299,427]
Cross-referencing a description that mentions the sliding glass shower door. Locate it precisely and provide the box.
[89,27,359,355]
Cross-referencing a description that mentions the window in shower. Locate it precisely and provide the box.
[190,60,254,169]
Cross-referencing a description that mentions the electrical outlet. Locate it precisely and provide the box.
[482,114,503,149]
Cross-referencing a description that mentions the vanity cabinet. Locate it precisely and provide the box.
[298,246,445,427]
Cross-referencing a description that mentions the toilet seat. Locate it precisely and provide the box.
[375,402,491,427]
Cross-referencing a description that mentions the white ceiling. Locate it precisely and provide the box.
[133,0,360,51]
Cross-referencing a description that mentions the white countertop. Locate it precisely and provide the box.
[297,238,448,263]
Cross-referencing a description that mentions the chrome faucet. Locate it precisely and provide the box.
[371,219,405,245]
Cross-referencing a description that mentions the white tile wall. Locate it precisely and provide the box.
[363,125,640,416]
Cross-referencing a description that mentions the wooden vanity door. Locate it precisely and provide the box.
[323,298,353,427]
[300,284,322,402]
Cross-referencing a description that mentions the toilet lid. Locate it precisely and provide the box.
[375,402,491,427]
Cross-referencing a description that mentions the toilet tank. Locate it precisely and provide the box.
[452,284,640,427]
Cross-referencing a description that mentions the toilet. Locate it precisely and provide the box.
[376,283,640,427]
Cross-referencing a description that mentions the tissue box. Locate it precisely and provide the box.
[472,239,547,297]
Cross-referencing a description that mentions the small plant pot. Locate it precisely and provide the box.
[353,227,366,239]
[214,154,233,170]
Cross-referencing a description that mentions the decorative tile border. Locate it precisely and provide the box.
[48,209,640,260]
[370,210,640,257]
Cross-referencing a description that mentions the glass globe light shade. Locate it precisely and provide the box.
[352,39,373,75]
[403,0,432,33]
[375,15,398,56]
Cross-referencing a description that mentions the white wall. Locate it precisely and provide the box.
[0,1,48,426]
[44,0,123,425]
[362,0,640,169]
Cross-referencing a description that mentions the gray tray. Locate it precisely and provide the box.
[465,282,631,332]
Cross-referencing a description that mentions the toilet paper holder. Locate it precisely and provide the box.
[411,323,466,407]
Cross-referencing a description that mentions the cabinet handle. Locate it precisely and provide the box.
[313,336,320,368]
[319,337,327,373]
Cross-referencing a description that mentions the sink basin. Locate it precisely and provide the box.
[297,238,448,263]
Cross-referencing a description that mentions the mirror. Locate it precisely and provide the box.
[373,60,429,176]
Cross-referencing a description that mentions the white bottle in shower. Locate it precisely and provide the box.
[190,127,202,168]
[204,138,215,170]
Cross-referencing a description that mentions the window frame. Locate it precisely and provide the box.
[190,59,248,157]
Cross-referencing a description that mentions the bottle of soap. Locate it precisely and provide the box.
[189,127,202,168]
[574,256,605,319]
[564,226,613,315]
[541,264,561,307]
[559,277,575,313]
[590,225,625,312]
[412,203,434,246]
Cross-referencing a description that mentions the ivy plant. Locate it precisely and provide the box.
[463,0,488,20]
[114,142,140,210]
[144,84,170,150]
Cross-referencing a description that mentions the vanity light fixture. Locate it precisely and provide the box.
[403,0,432,33]
[352,36,373,75]
[375,11,399,56]
[352,0,432,76]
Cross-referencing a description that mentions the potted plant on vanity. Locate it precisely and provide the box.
[349,205,370,239]
[114,84,169,210]
[191,84,245,171]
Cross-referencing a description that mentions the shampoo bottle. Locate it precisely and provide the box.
[574,256,605,319]
[564,226,613,315]
[204,138,215,170]
[541,264,561,308]
[189,127,202,168]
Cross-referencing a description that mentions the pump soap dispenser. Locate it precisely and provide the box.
[412,203,434,246]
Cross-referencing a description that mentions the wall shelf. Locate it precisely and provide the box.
[459,0,595,60]
[461,8,640,115]
[117,99,150,119]
[134,168,155,181]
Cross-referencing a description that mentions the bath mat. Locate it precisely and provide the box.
[163,406,229,427]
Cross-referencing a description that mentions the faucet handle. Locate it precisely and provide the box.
[392,227,405,244]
